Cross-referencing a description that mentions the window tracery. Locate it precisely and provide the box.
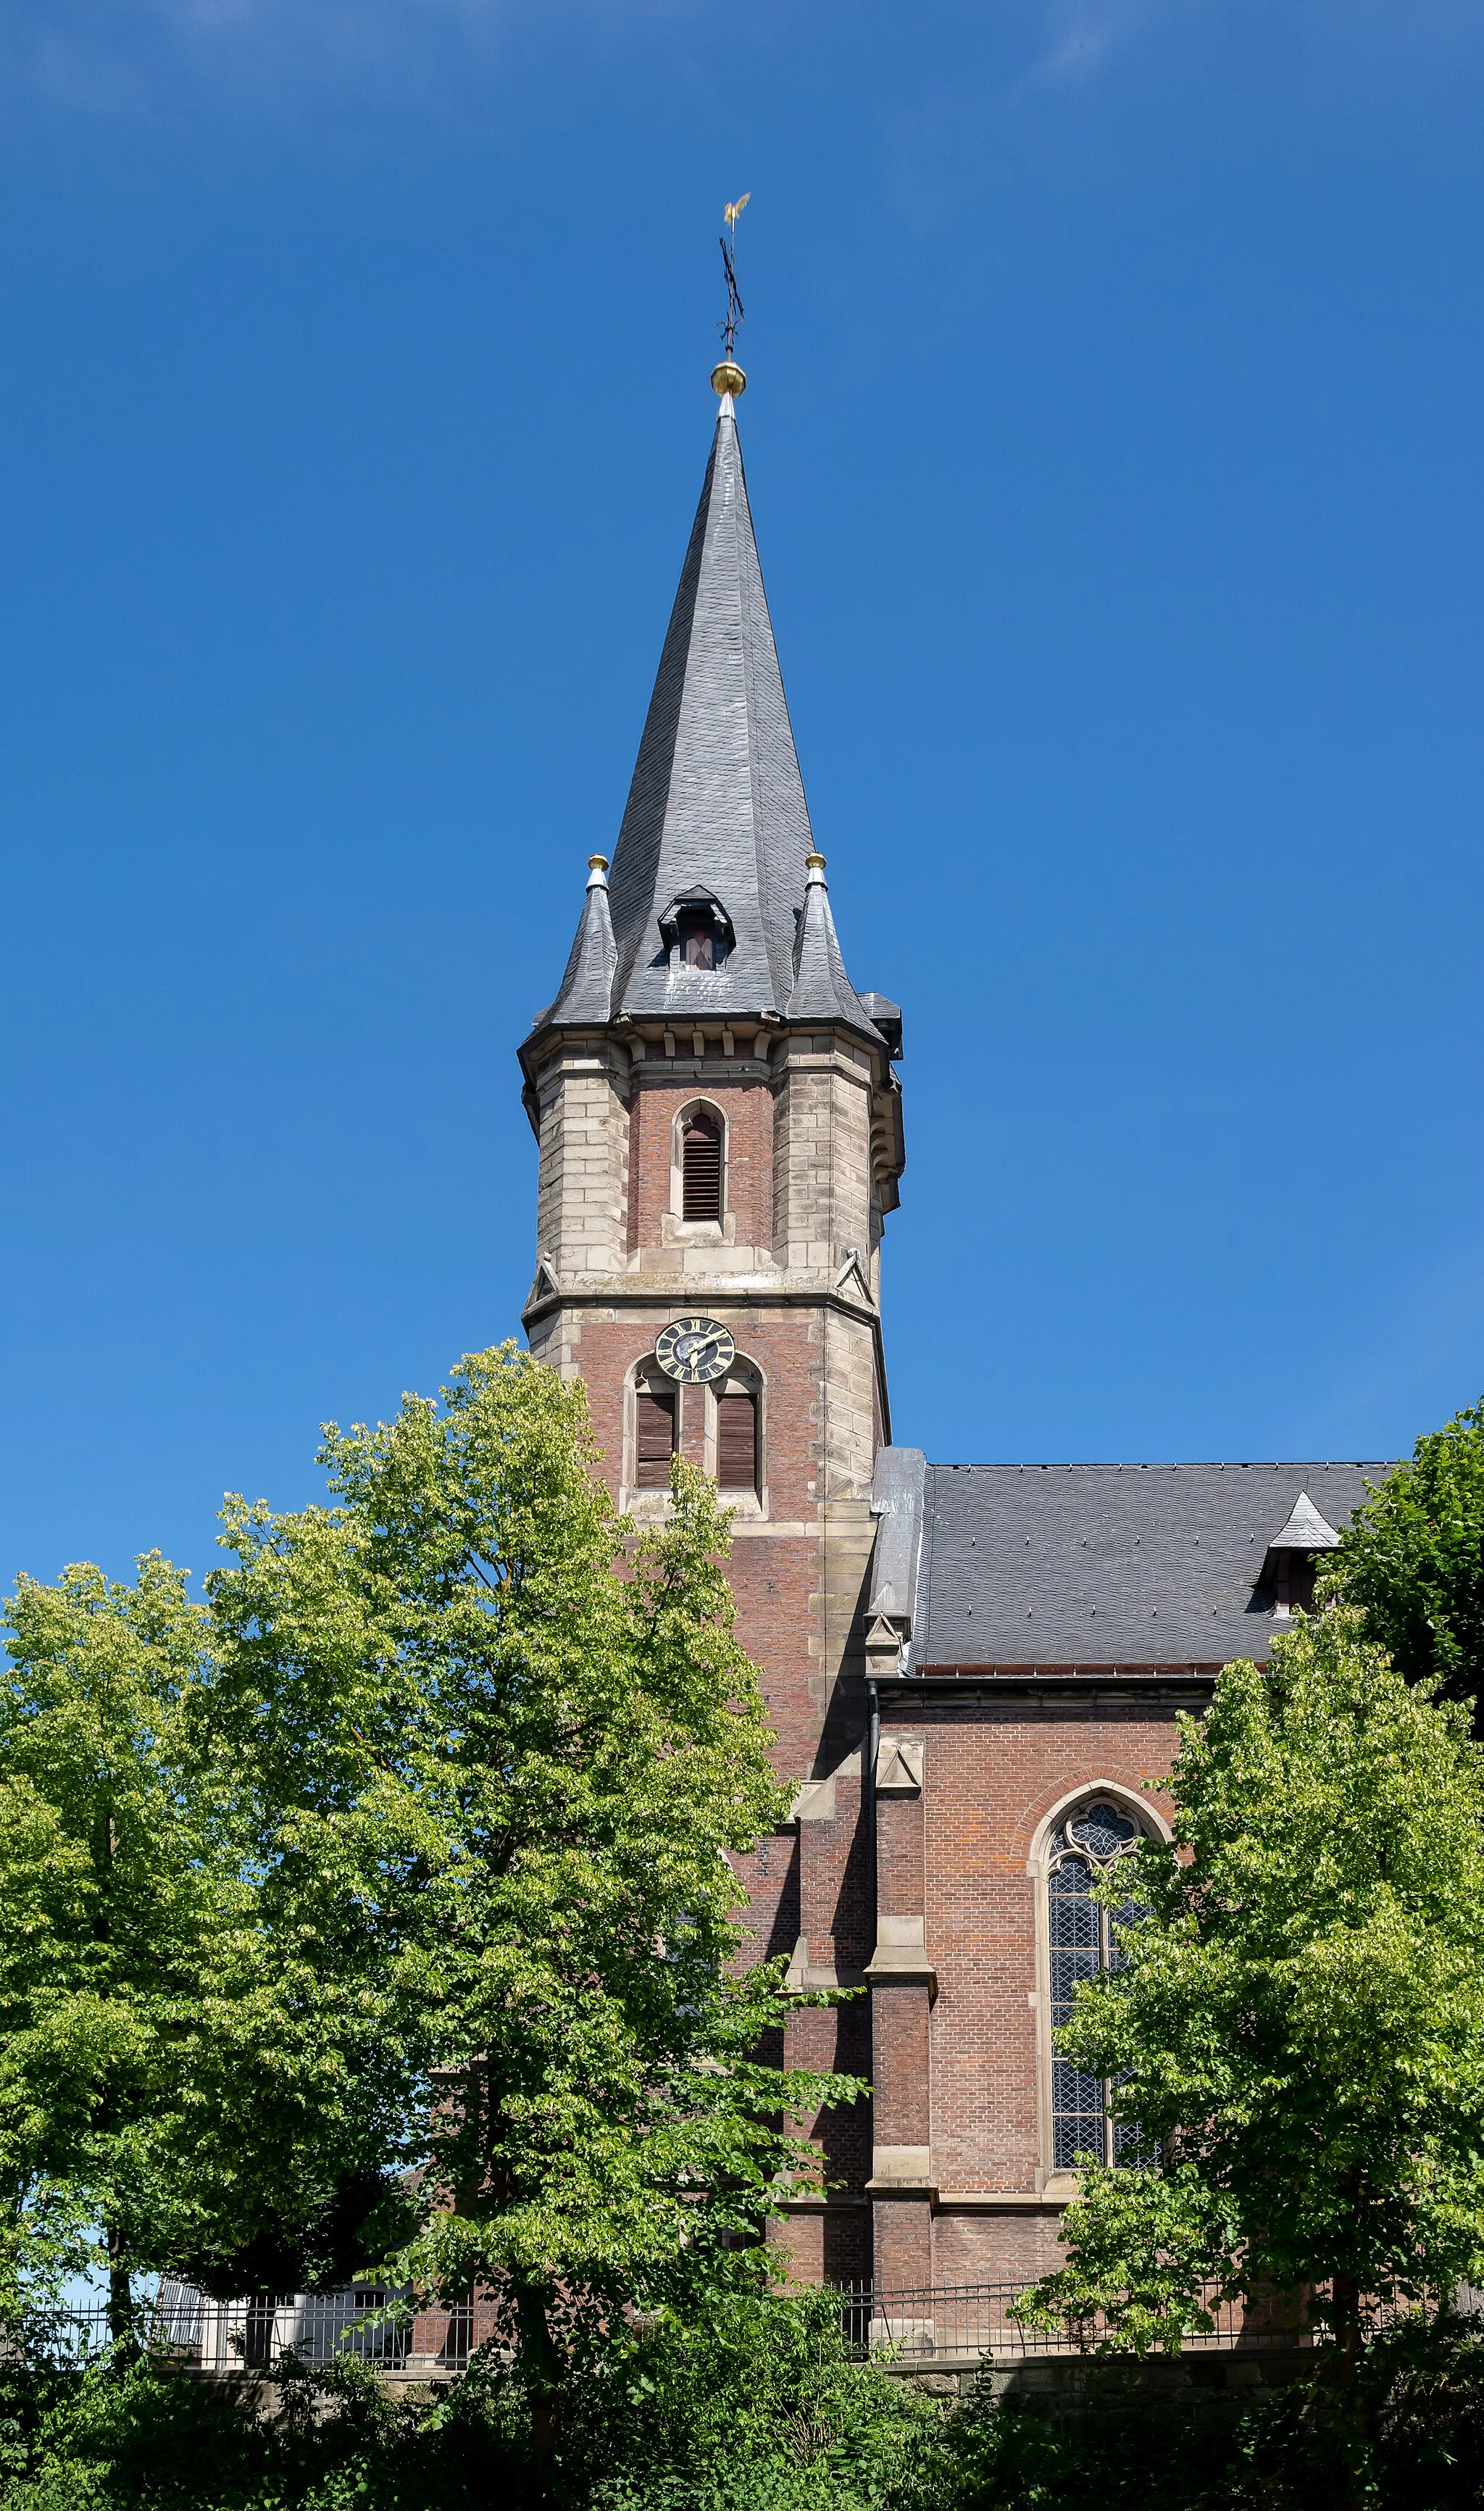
[1046,1799,1152,2171]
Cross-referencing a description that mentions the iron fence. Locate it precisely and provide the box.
[36,2282,497,2373]
[833,2278,1317,2364]
[28,2272,1461,2378]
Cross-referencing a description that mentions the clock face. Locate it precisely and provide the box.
[654,1316,736,1386]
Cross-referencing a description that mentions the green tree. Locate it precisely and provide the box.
[204,1346,852,2431]
[1017,1608,1484,2373]
[0,1553,412,2338]
[0,1553,242,2337]
[1327,1399,1484,1717]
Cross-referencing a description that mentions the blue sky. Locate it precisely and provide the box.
[4,0,1484,1591]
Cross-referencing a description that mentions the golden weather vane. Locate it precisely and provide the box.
[715,193,750,382]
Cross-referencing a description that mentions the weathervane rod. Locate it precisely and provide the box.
[712,192,750,396]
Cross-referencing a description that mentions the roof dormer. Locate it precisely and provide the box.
[1260,1489,1342,1617]
[659,887,735,971]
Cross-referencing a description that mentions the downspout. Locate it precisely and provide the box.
[866,1677,880,1917]
[864,1673,880,2304]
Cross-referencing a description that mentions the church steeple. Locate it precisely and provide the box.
[533,390,885,1049]
[517,362,905,2290]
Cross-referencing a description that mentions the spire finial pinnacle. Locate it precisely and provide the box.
[805,851,828,885]
[587,853,609,888]
[712,193,749,399]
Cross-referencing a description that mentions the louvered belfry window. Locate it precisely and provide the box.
[717,1389,758,1491]
[634,1386,678,1488]
[682,1111,722,1222]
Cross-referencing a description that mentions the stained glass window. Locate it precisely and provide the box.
[1047,1802,1149,2170]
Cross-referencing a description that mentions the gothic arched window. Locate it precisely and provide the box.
[1046,1799,1151,2171]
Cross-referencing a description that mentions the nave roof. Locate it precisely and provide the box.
[871,1457,1391,1673]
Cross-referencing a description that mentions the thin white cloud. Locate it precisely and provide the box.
[4,0,1483,122]
[0,0,688,116]
[1017,0,1484,93]
[1018,0,1179,90]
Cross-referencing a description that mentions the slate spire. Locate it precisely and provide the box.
[532,389,883,1045]
[787,849,881,1036]
[542,853,618,1026]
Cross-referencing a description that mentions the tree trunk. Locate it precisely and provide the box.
[512,2276,563,2499]
[1329,2270,1368,2511]
[106,2223,133,2357]
[1331,2270,1361,2381]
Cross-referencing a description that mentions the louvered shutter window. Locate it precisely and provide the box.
[634,1387,678,1488]
[717,1390,757,1491]
[682,1113,722,1221]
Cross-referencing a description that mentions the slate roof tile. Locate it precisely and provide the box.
[910,1460,1390,1668]
[531,398,878,1038]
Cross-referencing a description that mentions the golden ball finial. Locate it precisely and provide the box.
[710,359,746,399]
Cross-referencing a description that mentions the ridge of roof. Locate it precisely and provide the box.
[925,1459,1391,1471]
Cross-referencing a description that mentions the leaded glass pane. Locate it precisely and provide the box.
[1108,1892,1146,1975]
[1052,2058,1106,2168]
[1048,1816,1148,2173]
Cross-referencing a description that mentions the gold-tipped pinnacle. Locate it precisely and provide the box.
[711,359,746,398]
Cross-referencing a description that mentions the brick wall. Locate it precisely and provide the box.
[871,1683,1190,2286]
[627,1071,775,1252]
[520,1015,898,2294]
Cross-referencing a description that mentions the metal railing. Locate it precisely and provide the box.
[33,2271,1447,2377]
[37,2282,500,2373]
[834,2278,1317,2363]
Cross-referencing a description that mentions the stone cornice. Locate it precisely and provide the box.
[521,1279,881,1331]
[879,1667,1223,1703]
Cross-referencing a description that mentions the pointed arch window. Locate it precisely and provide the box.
[681,1110,722,1222]
[1046,1800,1152,2170]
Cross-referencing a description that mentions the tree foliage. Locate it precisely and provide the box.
[0,1553,227,2324]
[0,1346,854,2357]
[1017,1607,1484,2355]
[1326,1398,1484,1717]
[204,1346,849,2323]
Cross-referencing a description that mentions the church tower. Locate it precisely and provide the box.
[518,368,905,2281]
